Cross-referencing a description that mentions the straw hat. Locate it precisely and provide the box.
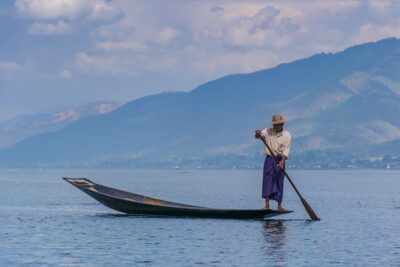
[271,114,288,125]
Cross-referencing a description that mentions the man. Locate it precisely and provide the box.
[255,114,291,211]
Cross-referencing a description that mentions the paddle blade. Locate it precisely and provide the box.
[300,197,320,221]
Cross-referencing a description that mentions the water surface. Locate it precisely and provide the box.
[1,169,399,266]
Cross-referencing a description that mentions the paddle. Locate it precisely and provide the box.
[259,135,320,221]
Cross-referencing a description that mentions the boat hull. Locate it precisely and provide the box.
[63,178,292,219]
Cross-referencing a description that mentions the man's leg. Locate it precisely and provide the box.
[276,163,287,211]
[264,197,270,209]
[262,157,275,209]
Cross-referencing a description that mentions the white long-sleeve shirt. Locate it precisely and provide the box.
[260,128,292,158]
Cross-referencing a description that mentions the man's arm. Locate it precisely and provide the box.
[278,156,287,169]
[254,129,261,139]
[279,132,291,169]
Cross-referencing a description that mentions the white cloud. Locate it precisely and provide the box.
[60,69,72,79]
[94,22,135,40]
[352,24,400,44]
[87,2,121,21]
[10,0,400,95]
[15,0,120,21]
[74,52,136,75]
[96,41,148,53]
[5,0,400,122]
[221,6,298,48]
[156,27,181,44]
[16,0,89,20]
[368,0,392,13]
[64,0,400,80]
[189,48,283,75]
[28,21,73,35]
[0,61,25,72]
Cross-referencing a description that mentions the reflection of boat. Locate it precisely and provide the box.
[63,178,292,219]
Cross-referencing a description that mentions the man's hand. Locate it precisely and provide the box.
[255,129,261,139]
[278,158,286,169]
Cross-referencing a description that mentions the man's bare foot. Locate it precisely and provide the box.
[277,206,288,212]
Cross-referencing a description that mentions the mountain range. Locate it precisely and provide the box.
[1,38,400,168]
[0,101,125,149]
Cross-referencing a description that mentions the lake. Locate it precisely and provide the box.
[1,169,399,266]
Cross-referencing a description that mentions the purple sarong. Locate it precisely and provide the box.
[262,155,285,203]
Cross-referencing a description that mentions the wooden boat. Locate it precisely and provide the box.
[63,177,292,219]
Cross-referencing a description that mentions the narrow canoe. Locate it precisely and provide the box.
[63,177,292,219]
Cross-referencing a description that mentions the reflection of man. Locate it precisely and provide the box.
[255,114,291,211]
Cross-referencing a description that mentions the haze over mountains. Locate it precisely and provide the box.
[0,101,125,149]
[1,38,400,168]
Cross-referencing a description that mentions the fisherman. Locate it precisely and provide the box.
[255,114,291,211]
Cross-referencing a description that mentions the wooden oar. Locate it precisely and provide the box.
[259,135,320,221]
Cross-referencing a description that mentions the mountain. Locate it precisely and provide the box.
[0,101,125,149]
[1,38,400,168]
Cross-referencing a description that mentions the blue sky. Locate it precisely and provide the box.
[1,0,400,121]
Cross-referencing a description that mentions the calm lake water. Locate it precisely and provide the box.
[0,169,399,266]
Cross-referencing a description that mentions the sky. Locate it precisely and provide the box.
[1,0,400,121]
